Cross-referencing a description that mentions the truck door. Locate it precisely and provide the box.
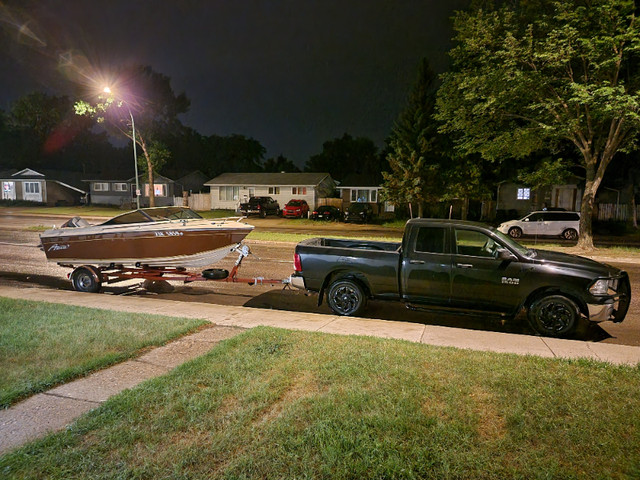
[400,225,451,306]
[450,227,525,313]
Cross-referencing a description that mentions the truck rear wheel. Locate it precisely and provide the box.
[327,278,367,316]
[528,294,579,337]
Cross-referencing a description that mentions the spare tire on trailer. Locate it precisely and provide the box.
[202,268,229,280]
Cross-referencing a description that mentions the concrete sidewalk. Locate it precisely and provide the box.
[1,284,640,455]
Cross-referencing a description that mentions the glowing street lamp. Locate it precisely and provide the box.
[103,87,140,209]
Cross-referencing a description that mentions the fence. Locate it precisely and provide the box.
[596,203,639,222]
[172,193,211,211]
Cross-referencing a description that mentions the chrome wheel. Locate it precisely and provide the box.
[327,279,366,316]
[563,228,578,240]
[508,227,522,238]
[71,266,102,293]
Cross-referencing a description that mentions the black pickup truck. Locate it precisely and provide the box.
[290,218,630,337]
[239,196,280,217]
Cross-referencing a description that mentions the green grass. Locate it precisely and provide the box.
[0,297,207,408]
[2,327,639,478]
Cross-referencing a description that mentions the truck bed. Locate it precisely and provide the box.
[295,237,401,298]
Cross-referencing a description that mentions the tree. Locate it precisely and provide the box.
[436,0,640,248]
[75,66,190,207]
[382,59,446,217]
[263,154,301,173]
[305,133,380,182]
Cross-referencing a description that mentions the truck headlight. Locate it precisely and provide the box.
[589,279,610,295]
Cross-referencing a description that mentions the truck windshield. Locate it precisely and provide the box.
[490,227,535,258]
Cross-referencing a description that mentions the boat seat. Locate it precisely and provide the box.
[61,216,90,228]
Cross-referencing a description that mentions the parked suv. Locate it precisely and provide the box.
[498,211,580,240]
[282,199,309,218]
[344,202,373,223]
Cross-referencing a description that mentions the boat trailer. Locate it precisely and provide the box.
[64,244,286,293]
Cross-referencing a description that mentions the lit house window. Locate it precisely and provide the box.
[94,182,109,192]
[144,184,167,197]
[219,186,239,201]
[113,183,128,192]
[268,186,280,195]
[292,186,307,195]
[517,188,530,200]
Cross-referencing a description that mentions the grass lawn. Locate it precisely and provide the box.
[2,327,639,479]
[0,297,207,408]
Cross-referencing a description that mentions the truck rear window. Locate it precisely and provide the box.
[415,227,446,254]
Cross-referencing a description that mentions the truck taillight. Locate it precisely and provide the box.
[294,253,302,272]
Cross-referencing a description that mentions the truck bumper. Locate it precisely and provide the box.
[588,302,616,323]
[287,274,306,290]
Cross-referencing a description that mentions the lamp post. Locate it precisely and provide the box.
[103,87,140,209]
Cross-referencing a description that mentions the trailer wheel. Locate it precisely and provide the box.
[202,268,229,280]
[71,266,102,293]
[327,278,367,316]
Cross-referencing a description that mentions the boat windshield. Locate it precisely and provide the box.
[101,207,203,225]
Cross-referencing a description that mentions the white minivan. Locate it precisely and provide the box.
[497,211,581,240]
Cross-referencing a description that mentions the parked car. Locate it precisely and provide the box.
[497,211,581,240]
[311,205,343,221]
[289,218,630,337]
[282,199,310,218]
[239,196,280,217]
[344,202,373,223]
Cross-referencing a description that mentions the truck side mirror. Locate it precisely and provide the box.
[497,248,518,262]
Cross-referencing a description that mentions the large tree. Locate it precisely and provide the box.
[382,59,446,217]
[76,65,190,207]
[305,133,381,182]
[436,0,640,248]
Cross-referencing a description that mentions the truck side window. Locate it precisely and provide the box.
[455,229,497,258]
[415,227,446,254]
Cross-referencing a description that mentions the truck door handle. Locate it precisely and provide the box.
[457,263,473,269]
[409,260,425,265]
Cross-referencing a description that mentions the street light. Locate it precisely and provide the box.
[103,87,140,209]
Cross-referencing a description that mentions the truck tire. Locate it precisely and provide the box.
[327,278,367,316]
[528,294,579,337]
[508,227,523,238]
[70,266,102,293]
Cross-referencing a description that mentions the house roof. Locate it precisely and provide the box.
[205,172,333,186]
[0,168,87,194]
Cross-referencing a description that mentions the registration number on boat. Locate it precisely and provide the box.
[155,231,183,237]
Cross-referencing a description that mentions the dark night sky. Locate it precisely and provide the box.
[0,0,469,166]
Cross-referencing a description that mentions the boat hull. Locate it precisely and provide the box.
[40,221,253,268]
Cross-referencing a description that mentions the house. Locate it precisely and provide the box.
[0,168,86,205]
[205,172,336,210]
[496,179,583,220]
[84,173,177,207]
[175,170,210,194]
[336,175,393,215]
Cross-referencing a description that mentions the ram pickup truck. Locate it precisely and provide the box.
[290,218,630,337]
[239,196,280,217]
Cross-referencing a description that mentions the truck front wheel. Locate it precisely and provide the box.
[528,294,579,337]
[327,278,367,316]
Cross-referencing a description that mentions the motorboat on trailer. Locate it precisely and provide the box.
[39,206,254,269]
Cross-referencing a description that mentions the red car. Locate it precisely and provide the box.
[282,199,309,218]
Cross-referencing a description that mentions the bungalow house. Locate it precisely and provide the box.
[84,173,177,207]
[205,172,336,210]
[0,168,86,205]
[336,175,393,215]
[496,178,583,220]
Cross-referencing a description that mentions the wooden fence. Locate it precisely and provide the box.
[172,193,211,211]
[596,203,639,222]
